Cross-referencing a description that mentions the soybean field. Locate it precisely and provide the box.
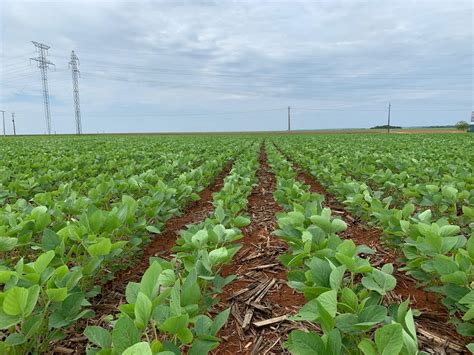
[0,133,473,354]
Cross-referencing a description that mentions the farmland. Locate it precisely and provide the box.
[0,133,472,354]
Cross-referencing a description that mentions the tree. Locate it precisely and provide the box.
[455,120,470,132]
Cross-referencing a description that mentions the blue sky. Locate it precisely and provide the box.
[0,0,472,134]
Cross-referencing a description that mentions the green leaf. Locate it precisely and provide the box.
[46,287,68,302]
[188,339,220,355]
[125,282,140,304]
[24,285,40,318]
[439,225,460,237]
[34,250,55,274]
[0,309,21,329]
[158,269,176,288]
[209,308,230,335]
[284,330,325,354]
[140,262,162,299]
[326,329,342,354]
[233,215,250,228]
[123,342,152,355]
[134,292,152,330]
[160,314,189,335]
[87,238,112,257]
[317,290,337,318]
[146,225,161,234]
[0,237,18,252]
[3,286,28,316]
[5,333,26,346]
[169,281,181,316]
[331,219,347,233]
[358,339,377,355]
[209,247,228,266]
[112,316,140,353]
[42,229,60,251]
[176,327,193,344]
[85,326,112,349]
[361,268,396,296]
[329,266,346,290]
[181,269,200,307]
[375,323,403,355]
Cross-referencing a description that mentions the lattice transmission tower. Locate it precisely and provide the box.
[30,41,55,135]
[69,50,82,134]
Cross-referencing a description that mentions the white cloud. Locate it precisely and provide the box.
[0,0,472,133]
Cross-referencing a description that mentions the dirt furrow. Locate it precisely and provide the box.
[56,161,233,354]
[212,144,306,355]
[278,147,467,353]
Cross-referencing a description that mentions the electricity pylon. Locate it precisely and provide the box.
[69,50,82,134]
[30,41,55,135]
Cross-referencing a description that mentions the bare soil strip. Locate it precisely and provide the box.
[279,147,468,353]
[55,161,233,354]
[212,145,306,355]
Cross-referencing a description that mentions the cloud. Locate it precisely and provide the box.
[0,0,472,133]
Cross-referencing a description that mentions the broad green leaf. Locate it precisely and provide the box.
[134,292,152,330]
[34,250,55,274]
[375,323,403,355]
[46,287,68,302]
[140,262,162,299]
[87,238,112,257]
[0,237,18,252]
[112,316,140,353]
[3,287,28,316]
[284,330,325,354]
[85,326,112,349]
[123,342,152,355]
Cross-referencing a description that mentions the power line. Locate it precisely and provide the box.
[30,41,55,135]
[82,60,470,80]
[87,108,285,118]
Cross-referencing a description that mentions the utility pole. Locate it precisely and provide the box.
[0,110,5,136]
[288,106,291,132]
[69,50,82,134]
[387,102,391,134]
[30,41,55,135]
[11,113,16,136]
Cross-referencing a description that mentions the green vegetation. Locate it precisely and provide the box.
[0,136,250,353]
[456,121,470,132]
[274,133,474,344]
[266,145,418,354]
[0,133,472,353]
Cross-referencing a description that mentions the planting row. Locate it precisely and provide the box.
[84,143,261,354]
[0,137,256,353]
[0,136,230,204]
[276,135,474,342]
[266,144,420,354]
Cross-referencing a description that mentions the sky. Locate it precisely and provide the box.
[0,0,472,134]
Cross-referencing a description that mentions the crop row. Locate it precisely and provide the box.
[84,143,261,354]
[266,143,421,354]
[0,138,254,353]
[0,136,237,205]
[275,135,474,344]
